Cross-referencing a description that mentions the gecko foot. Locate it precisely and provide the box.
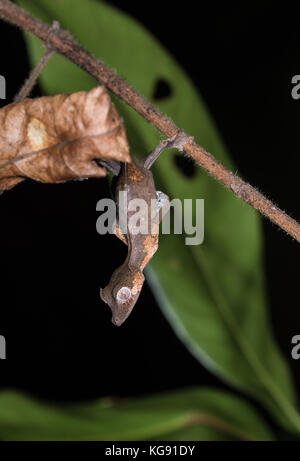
[166,130,194,152]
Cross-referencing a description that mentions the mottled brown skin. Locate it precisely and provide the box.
[100,156,161,326]
[100,134,188,326]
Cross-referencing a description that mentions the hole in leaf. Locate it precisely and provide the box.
[173,154,197,178]
[152,78,173,100]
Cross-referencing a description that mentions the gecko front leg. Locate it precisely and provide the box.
[113,190,170,243]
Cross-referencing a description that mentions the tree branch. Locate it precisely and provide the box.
[0,0,299,242]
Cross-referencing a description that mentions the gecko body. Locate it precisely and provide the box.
[100,155,169,326]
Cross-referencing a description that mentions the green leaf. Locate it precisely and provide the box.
[0,388,273,441]
[18,0,299,432]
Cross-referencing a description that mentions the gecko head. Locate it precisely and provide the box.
[100,269,145,326]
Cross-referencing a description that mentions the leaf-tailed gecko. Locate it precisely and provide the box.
[100,131,191,326]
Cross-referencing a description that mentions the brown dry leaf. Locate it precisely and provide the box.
[0,86,131,193]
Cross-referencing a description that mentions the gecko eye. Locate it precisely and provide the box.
[116,286,132,303]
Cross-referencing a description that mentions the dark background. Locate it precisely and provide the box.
[0,0,299,433]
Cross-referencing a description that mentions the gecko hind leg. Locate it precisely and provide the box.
[144,130,193,169]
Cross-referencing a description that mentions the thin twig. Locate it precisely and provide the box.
[0,0,299,243]
[14,48,55,102]
[14,19,60,102]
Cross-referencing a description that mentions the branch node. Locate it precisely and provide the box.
[41,19,60,51]
[167,129,194,152]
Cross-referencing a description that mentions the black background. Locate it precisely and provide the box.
[0,0,299,435]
